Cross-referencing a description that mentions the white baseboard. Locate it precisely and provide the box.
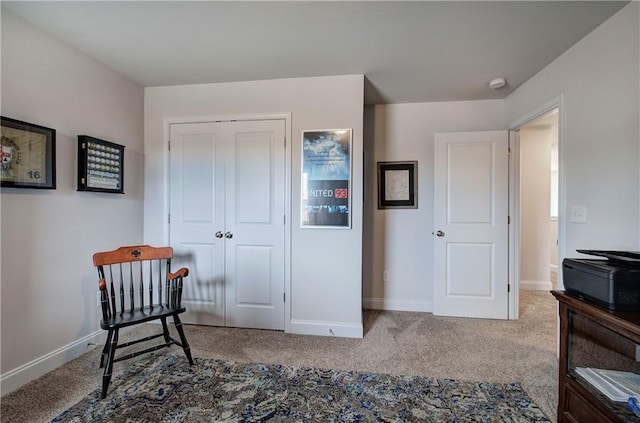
[521,280,553,291]
[0,330,105,396]
[362,297,432,312]
[289,319,363,338]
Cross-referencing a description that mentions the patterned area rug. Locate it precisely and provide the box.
[52,353,550,422]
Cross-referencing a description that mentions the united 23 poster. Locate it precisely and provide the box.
[301,129,351,228]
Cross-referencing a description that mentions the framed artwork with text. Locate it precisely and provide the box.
[377,161,418,209]
[1,116,56,189]
[301,129,352,228]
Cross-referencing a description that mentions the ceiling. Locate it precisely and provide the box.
[3,1,628,105]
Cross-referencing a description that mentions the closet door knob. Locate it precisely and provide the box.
[215,231,223,238]
[225,232,233,239]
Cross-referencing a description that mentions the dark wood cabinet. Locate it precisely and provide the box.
[552,291,640,422]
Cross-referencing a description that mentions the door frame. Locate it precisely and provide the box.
[162,113,293,332]
[507,96,565,319]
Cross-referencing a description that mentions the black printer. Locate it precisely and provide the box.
[563,250,640,311]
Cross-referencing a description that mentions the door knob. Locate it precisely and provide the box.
[435,230,445,237]
[215,231,223,238]
[225,232,233,239]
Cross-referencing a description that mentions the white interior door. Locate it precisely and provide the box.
[169,120,286,330]
[170,122,225,326]
[223,120,285,330]
[433,130,509,319]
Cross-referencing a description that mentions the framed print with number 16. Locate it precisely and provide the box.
[1,116,56,189]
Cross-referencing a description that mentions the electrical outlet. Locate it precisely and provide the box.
[383,270,389,282]
[636,345,640,361]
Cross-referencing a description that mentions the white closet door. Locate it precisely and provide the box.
[170,122,226,326]
[223,120,286,330]
[169,119,286,330]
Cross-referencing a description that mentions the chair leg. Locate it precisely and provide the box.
[101,328,119,399]
[160,317,172,345]
[99,330,113,369]
[173,314,194,365]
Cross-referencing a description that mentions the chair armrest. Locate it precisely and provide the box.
[167,267,189,280]
[167,267,188,309]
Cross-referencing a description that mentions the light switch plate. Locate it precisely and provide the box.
[570,205,587,223]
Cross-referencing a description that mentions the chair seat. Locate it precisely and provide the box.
[101,305,186,330]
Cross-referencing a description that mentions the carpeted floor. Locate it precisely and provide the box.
[51,354,550,422]
[1,290,558,422]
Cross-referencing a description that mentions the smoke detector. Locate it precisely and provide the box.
[489,78,507,89]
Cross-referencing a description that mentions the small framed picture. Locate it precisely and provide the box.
[1,116,56,189]
[377,161,418,209]
[77,135,125,194]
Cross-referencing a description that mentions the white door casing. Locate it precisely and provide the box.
[169,120,286,330]
[433,130,509,319]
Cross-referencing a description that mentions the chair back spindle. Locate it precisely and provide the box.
[119,265,125,314]
[157,260,163,306]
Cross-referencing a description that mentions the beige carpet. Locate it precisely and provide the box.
[1,290,558,422]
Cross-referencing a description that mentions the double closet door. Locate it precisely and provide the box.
[169,120,286,330]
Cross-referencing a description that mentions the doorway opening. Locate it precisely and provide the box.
[511,105,560,319]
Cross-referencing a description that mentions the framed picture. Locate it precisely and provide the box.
[301,129,352,228]
[377,161,418,209]
[1,116,56,189]
[77,135,125,194]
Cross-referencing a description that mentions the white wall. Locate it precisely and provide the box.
[505,2,640,267]
[144,75,364,337]
[519,126,552,289]
[363,100,504,311]
[0,10,145,394]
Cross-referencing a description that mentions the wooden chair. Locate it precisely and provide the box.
[93,245,194,399]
